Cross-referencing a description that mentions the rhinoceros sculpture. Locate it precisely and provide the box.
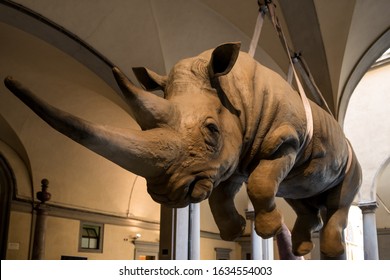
[4,42,361,258]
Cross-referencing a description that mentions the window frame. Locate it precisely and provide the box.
[78,221,104,253]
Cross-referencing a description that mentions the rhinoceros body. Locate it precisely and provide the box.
[4,42,361,258]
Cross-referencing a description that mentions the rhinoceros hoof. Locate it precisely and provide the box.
[254,208,283,239]
[320,227,345,257]
[293,241,314,256]
[320,240,345,258]
[219,215,246,241]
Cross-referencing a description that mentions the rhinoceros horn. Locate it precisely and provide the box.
[112,67,175,130]
[4,76,182,179]
[132,67,167,91]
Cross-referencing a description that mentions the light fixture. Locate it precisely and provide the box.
[133,233,141,240]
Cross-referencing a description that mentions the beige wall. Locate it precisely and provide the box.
[7,209,247,260]
[6,211,160,260]
[200,237,241,260]
[6,211,32,259]
[344,62,390,228]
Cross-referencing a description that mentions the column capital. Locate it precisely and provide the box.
[358,202,379,214]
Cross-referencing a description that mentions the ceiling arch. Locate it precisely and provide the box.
[338,29,390,125]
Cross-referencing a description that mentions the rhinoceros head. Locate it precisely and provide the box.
[4,42,243,208]
[114,42,243,207]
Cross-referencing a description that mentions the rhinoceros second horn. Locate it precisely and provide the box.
[112,67,176,130]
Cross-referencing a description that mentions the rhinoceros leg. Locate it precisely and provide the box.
[320,150,362,258]
[276,223,305,260]
[209,176,246,241]
[285,198,323,256]
[247,125,299,238]
[247,151,297,238]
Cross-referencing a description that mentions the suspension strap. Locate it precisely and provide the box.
[248,1,314,144]
[297,55,334,117]
[265,1,314,144]
[264,1,356,175]
[266,1,333,117]
[248,1,267,57]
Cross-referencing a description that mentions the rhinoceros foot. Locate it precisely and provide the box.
[319,215,346,258]
[320,235,345,258]
[254,208,283,239]
[293,241,314,256]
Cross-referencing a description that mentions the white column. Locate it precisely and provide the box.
[262,238,274,260]
[250,219,262,260]
[188,203,200,260]
[159,206,189,260]
[359,202,379,260]
[246,209,273,260]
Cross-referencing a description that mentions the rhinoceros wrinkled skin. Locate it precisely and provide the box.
[4,42,361,258]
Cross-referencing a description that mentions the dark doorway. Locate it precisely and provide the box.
[0,155,14,259]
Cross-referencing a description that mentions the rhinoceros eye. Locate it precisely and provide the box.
[206,122,219,134]
[203,119,221,149]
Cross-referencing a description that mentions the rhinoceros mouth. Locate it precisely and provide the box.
[147,176,213,207]
[187,178,213,203]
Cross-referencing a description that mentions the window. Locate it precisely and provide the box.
[214,247,232,260]
[79,222,103,253]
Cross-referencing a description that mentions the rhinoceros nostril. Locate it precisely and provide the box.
[189,179,212,202]
[186,180,196,197]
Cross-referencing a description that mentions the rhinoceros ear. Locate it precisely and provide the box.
[132,67,167,91]
[208,42,241,78]
[208,42,242,117]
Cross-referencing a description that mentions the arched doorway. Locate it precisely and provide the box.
[0,154,14,259]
